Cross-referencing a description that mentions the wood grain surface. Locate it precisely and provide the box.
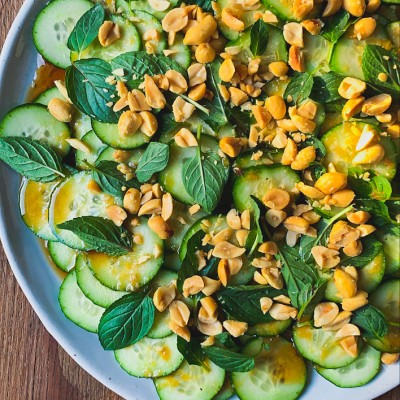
[0,1,398,400]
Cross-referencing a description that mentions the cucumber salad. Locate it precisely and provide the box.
[1,0,399,398]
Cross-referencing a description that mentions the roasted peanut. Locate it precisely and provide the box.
[342,97,365,121]
[221,8,245,32]
[315,172,347,195]
[362,94,392,116]
[183,15,217,45]
[334,268,357,298]
[148,215,174,239]
[262,188,290,210]
[98,21,121,47]
[195,43,216,63]
[352,144,385,164]
[338,77,366,99]
[48,98,74,123]
[354,17,377,40]
[343,0,366,17]
[106,205,127,227]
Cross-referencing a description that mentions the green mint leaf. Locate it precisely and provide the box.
[351,305,388,339]
[185,0,212,11]
[66,58,119,123]
[136,142,169,183]
[302,136,326,158]
[57,216,132,256]
[311,72,343,103]
[341,235,383,268]
[321,10,351,44]
[297,278,327,319]
[0,137,65,182]
[284,73,314,105]
[177,336,207,367]
[348,169,392,201]
[250,19,269,56]
[362,45,400,95]
[98,292,155,350]
[216,286,285,324]
[203,347,255,372]
[67,4,105,53]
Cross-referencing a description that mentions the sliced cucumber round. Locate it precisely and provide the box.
[0,104,71,157]
[247,319,292,336]
[214,375,235,400]
[315,345,381,388]
[33,0,93,69]
[19,178,59,241]
[58,271,105,333]
[154,359,225,400]
[34,87,64,106]
[117,0,179,20]
[358,250,386,293]
[232,337,307,400]
[71,112,92,139]
[48,241,77,272]
[115,335,184,378]
[86,217,163,291]
[387,21,400,49]
[263,0,321,21]
[234,150,283,169]
[168,34,191,69]
[379,232,400,276]
[367,325,400,353]
[370,279,400,323]
[293,324,358,368]
[97,146,145,168]
[75,130,108,170]
[303,32,331,73]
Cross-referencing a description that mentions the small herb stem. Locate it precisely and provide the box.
[180,94,210,115]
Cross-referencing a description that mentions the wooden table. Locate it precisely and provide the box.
[0,1,398,400]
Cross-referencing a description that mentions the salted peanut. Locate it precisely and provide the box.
[198,306,217,323]
[340,335,358,358]
[343,240,363,257]
[248,58,261,76]
[228,257,243,275]
[141,183,153,194]
[165,70,188,94]
[347,211,370,225]
[268,61,289,77]
[315,172,347,195]
[342,291,369,311]
[112,150,130,163]
[161,193,174,221]
[195,43,216,63]
[338,77,366,100]
[271,130,288,149]
[293,0,314,19]
[334,269,357,298]
[301,19,322,35]
[387,124,400,139]
[259,241,278,255]
[169,300,190,327]
[355,124,376,151]
[314,302,340,327]
[148,215,173,239]
[99,21,121,47]
[213,241,246,259]
[202,277,221,296]
[197,319,223,336]
[266,209,287,228]
[188,63,207,87]
[228,87,249,107]
[116,81,128,98]
[170,320,190,342]
[188,83,207,102]
[221,8,245,32]
[283,216,308,234]
[357,224,376,237]
[322,310,351,331]
[381,353,400,365]
[365,0,380,12]
[219,137,246,157]
[113,96,128,113]
[354,17,376,40]
[217,84,230,102]
[273,295,291,305]
[291,146,316,170]
[139,111,158,137]
[106,205,127,227]
[362,94,392,116]
[139,198,162,215]
[263,188,290,211]
[335,323,361,338]
[200,297,218,317]
[330,221,360,247]
[311,246,340,269]
[288,45,305,72]
[343,0,366,17]
[153,284,176,312]
[148,0,170,11]
[234,230,248,248]
[329,189,355,208]
[254,270,268,285]
[127,90,152,112]
[48,98,74,123]
[87,180,102,194]
[269,303,298,320]
[183,275,205,297]
[323,0,342,17]
[291,114,316,133]
[223,320,248,337]
[342,97,365,121]
[260,297,273,314]
[262,267,284,289]
[144,75,166,109]
[162,8,189,32]
[184,15,217,45]
[64,138,90,154]
[217,259,230,286]
[123,188,141,215]
[174,128,198,148]
[172,97,195,122]
[297,100,317,120]
[252,105,271,129]
[152,183,162,199]
[224,209,240,230]
[296,182,325,200]
[265,96,286,120]
[252,257,276,269]
[54,80,71,103]
[283,22,304,47]
[210,228,232,246]
[281,138,298,165]
[344,266,358,281]
[239,210,250,231]
[353,144,385,165]
[152,74,170,91]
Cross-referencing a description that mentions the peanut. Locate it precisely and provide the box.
[123,188,141,215]
[140,111,158,137]
[342,97,365,121]
[354,17,377,40]
[183,15,217,45]
[195,43,216,63]
[162,8,189,32]
[315,172,347,195]
[265,95,287,120]
[219,137,247,157]
[223,320,248,337]
[148,215,173,239]
[343,0,366,17]
[262,188,290,210]
[334,269,357,298]
[165,70,188,94]
[338,77,366,100]
[221,8,245,32]
[106,205,127,227]
[352,144,385,164]
[48,98,74,123]
[362,94,392,116]
[98,21,121,47]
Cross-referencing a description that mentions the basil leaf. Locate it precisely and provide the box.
[177,336,207,366]
[321,10,351,44]
[284,73,314,105]
[98,292,155,350]
[57,216,132,256]
[0,137,65,182]
[348,170,392,201]
[66,58,119,123]
[341,235,383,268]
[311,72,343,103]
[351,305,388,339]
[67,4,105,53]
[362,45,400,95]
[216,286,285,324]
[185,0,212,11]
[250,20,269,56]
[203,347,255,372]
[136,142,169,183]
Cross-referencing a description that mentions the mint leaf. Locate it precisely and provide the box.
[311,72,343,103]
[348,170,392,201]
[351,305,388,339]
[66,58,119,123]
[177,336,207,367]
[297,278,327,319]
[341,235,383,268]
[98,292,155,350]
[284,73,314,105]
[321,10,351,44]
[250,19,269,56]
[185,0,212,11]
[57,216,132,256]
[0,137,65,182]
[302,136,326,157]
[136,142,169,183]
[67,4,105,54]
[203,347,255,372]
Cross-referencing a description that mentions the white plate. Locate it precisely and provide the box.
[0,1,399,399]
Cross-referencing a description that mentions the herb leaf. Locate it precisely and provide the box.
[185,0,212,11]
[348,170,392,201]
[66,58,119,123]
[0,137,65,182]
[250,20,269,56]
[98,292,155,350]
[284,73,314,105]
[351,305,388,339]
[297,278,327,319]
[321,10,351,44]
[311,72,343,103]
[136,142,169,183]
[203,346,255,372]
[67,4,105,54]
[57,216,132,256]
[341,235,383,268]
[177,336,207,367]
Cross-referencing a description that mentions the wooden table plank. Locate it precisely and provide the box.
[0,1,398,400]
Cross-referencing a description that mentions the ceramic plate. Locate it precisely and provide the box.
[0,1,399,399]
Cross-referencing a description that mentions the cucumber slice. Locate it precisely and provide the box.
[49,171,119,249]
[234,150,283,169]
[48,241,77,272]
[86,217,163,291]
[92,120,150,150]
[97,146,145,167]
[303,32,331,73]
[232,337,307,400]
[315,345,381,388]
[233,165,300,212]
[164,252,181,272]
[0,104,71,157]
[76,254,128,308]
[358,250,386,293]
[370,280,400,323]
[264,78,289,97]
[154,360,225,400]
[119,0,179,20]
[34,87,64,106]
[115,335,184,378]
[322,122,397,180]
[71,112,92,139]
[168,34,191,69]
[58,271,105,333]
[33,0,92,69]
[247,319,292,336]
[262,0,321,21]
[293,324,358,368]
[387,21,400,49]
[72,15,141,62]
[19,178,59,241]
[229,256,256,285]
[367,325,400,353]
[214,375,235,400]
[75,130,108,169]
[379,232,400,276]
